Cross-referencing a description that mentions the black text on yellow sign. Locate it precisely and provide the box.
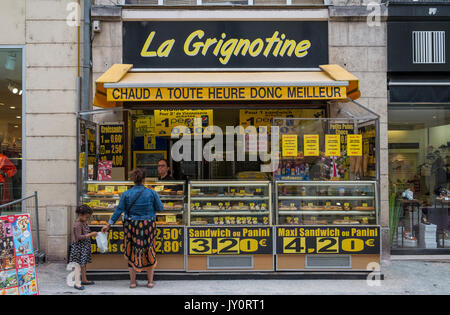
[187,227,273,255]
[107,86,347,102]
[276,226,380,255]
[90,226,184,255]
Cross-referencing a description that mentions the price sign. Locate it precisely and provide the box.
[99,124,124,167]
[88,184,98,193]
[154,186,164,192]
[166,215,177,223]
[347,134,363,156]
[105,186,115,193]
[188,227,273,255]
[325,134,340,156]
[155,109,213,136]
[118,186,128,193]
[276,226,380,255]
[89,226,184,255]
[303,134,319,156]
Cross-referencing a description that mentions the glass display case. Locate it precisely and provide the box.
[82,181,186,227]
[188,181,272,226]
[275,181,378,225]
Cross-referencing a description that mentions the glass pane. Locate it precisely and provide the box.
[0,48,22,209]
[389,107,450,249]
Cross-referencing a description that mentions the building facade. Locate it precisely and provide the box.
[0,0,390,263]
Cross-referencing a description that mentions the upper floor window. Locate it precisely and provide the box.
[412,31,446,64]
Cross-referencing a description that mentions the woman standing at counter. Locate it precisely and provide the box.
[101,168,163,288]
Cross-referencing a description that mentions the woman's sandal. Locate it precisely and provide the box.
[74,285,85,291]
[147,282,154,288]
[81,281,95,286]
[130,283,137,289]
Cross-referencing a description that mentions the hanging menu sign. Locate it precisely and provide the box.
[99,124,124,167]
[325,134,341,156]
[328,122,355,153]
[282,135,298,157]
[347,134,363,156]
[303,134,319,156]
[0,214,39,295]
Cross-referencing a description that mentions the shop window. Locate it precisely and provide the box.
[388,107,450,250]
[0,48,23,209]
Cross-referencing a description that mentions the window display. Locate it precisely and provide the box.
[275,181,378,225]
[0,48,23,209]
[389,107,450,250]
[188,181,272,226]
[82,181,186,227]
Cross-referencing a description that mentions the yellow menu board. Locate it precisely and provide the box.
[325,134,341,156]
[154,109,213,137]
[347,134,363,156]
[282,135,298,157]
[303,134,319,156]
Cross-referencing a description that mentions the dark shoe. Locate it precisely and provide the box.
[74,285,85,291]
[81,281,95,285]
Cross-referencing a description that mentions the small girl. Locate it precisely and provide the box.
[69,205,97,290]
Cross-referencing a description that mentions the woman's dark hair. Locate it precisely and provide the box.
[76,204,93,216]
[129,168,146,185]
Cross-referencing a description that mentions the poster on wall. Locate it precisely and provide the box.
[154,110,213,137]
[0,214,39,295]
[99,124,124,167]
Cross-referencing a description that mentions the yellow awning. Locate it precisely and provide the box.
[93,64,360,108]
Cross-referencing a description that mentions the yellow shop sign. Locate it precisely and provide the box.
[107,86,347,102]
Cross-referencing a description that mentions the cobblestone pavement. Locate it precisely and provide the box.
[35,259,450,295]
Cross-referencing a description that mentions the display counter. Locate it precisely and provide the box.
[186,181,274,272]
[274,180,381,271]
[81,179,381,273]
[82,180,186,271]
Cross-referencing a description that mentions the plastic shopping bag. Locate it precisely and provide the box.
[96,232,108,253]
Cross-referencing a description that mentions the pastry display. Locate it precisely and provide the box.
[353,206,375,211]
[85,182,185,227]
[333,219,360,225]
[303,219,328,225]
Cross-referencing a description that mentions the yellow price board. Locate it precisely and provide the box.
[276,226,380,255]
[88,184,98,193]
[188,227,273,255]
[154,109,213,137]
[282,134,298,157]
[325,134,341,156]
[347,134,362,156]
[105,186,115,194]
[303,134,319,156]
[118,186,128,193]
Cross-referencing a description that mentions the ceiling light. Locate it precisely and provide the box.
[8,81,21,95]
[16,116,21,119]
[10,106,15,110]
[14,125,19,128]
[0,103,4,106]
[5,53,16,71]
[19,90,23,96]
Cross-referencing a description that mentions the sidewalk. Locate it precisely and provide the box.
[36,259,450,295]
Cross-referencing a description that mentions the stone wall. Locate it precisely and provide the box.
[0,0,83,261]
[328,4,390,262]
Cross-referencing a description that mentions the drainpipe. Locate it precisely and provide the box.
[82,0,92,112]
